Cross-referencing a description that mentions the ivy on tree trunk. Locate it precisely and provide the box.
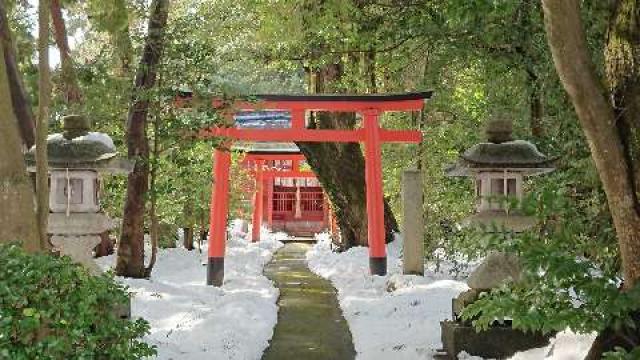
[116,0,169,278]
[0,34,39,252]
[542,0,640,356]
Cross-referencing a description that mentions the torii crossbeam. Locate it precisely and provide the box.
[187,92,433,286]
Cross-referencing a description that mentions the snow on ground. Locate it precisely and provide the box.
[306,233,595,360]
[97,223,284,360]
[306,233,469,359]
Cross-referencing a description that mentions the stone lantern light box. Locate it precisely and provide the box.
[445,117,555,232]
[26,115,133,273]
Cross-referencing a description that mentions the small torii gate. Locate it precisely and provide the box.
[241,150,327,241]
[189,92,432,286]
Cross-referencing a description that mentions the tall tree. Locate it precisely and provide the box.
[0,30,39,252]
[36,0,50,251]
[542,0,640,356]
[0,1,35,149]
[50,0,82,107]
[115,0,169,278]
[280,1,399,248]
[296,61,398,248]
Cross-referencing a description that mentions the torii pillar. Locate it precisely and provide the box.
[208,148,231,286]
[251,160,265,242]
[363,109,387,274]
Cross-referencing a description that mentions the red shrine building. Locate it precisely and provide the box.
[238,143,332,238]
[234,111,333,239]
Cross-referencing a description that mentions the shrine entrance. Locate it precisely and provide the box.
[239,144,331,240]
[182,92,432,286]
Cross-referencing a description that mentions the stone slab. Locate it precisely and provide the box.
[440,320,551,359]
[402,169,424,275]
[48,212,115,235]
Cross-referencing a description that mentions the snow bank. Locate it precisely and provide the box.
[98,229,283,360]
[48,132,116,149]
[306,233,596,360]
[306,233,468,359]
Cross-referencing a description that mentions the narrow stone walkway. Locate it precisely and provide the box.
[262,242,356,360]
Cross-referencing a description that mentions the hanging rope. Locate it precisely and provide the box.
[66,168,71,217]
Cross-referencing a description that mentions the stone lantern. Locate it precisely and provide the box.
[26,115,133,273]
[438,117,556,359]
[445,117,555,232]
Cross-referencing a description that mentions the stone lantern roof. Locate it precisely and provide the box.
[25,115,133,174]
[445,118,555,177]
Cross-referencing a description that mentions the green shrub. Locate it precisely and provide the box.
[459,188,640,337]
[0,244,156,359]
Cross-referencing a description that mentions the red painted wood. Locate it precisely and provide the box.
[363,110,386,259]
[201,128,363,142]
[209,148,231,258]
[199,128,421,143]
[244,153,307,161]
[262,170,316,179]
[291,109,305,129]
[251,160,265,242]
[266,178,274,229]
[201,93,430,284]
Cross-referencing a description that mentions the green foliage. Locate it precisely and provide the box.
[0,244,155,359]
[459,188,638,337]
[604,347,640,360]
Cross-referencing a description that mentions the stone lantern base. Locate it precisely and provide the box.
[440,320,551,359]
[49,213,115,275]
[51,235,102,274]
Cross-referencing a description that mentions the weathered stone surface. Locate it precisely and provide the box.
[452,289,481,319]
[51,235,102,274]
[402,169,424,275]
[48,213,116,235]
[464,212,537,233]
[467,252,521,290]
[440,320,551,359]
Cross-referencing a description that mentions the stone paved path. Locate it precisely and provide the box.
[262,242,356,360]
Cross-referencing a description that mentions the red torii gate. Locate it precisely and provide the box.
[241,152,320,242]
[195,92,432,286]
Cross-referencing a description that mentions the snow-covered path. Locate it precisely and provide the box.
[307,234,468,359]
[98,231,284,360]
[306,234,596,360]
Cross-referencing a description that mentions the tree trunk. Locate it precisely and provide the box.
[0,33,39,252]
[296,63,398,248]
[144,92,161,276]
[145,183,158,277]
[116,0,169,278]
[183,227,194,250]
[36,0,50,251]
[542,0,640,356]
[0,2,35,149]
[527,67,544,139]
[604,0,640,195]
[94,231,114,257]
[183,200,194,250]
[111,0,133,76]
[542,0,640,290]
[50,0,82,108]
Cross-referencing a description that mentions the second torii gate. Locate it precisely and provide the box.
[194,92,432,286]
[241,150,326,241]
